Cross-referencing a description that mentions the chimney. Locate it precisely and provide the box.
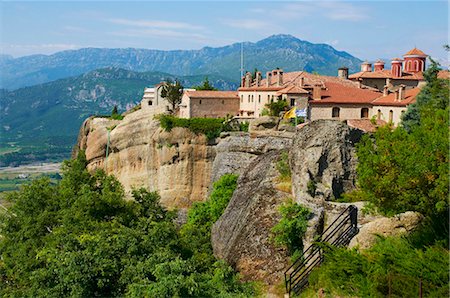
[391,58,403,78]
[277,70,283,86]
[338,67,349,80]
[374,59,385,71]
[241,75,245,87]
[383,85,388,96]
[399,84,405,100]
[361,61,372,72]
[299,77,304,87]
[312,84,322,100]
[245,72,252,88]
[266,71,272,87]
[255,71,262,86]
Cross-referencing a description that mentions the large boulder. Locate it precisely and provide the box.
[211,151,290,284]
[290,120,365,248]
[248,116,278,132]
[349,211,424,250]
[290,120,364,207]
[210,132,292,184]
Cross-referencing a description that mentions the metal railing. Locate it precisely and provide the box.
[284,205,359,295]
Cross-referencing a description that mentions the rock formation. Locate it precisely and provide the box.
[211,151,290,284]
[349,211,424,250]
[289,120,364,248]
[74,109,215,208]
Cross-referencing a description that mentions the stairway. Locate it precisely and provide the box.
[284,205,359,296]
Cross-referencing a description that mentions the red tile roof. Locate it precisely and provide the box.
[372,88,421,107]
[310,81,381,105]
[184,90,238,99]
[438,70,450,79]
[347,119,387,132]
[348,70,424,80]
[275,85,309,95]
[404,48,427,57]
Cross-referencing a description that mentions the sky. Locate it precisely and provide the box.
[1,0,448,64]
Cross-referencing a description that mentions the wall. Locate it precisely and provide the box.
[372,105,407,126]
[310,104,373,121]
[180,96,239,118]
[360,78,420,92]
[239,90,279,117]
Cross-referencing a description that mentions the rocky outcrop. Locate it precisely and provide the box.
[248,116,278,132]
[211,132,292,184]
[290,120,364,206]
[212,151,290,284]
[74,109,215,208]
[349,211,424,250]
[289,120,364,248]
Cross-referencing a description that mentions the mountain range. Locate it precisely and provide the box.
[1,34,362,90]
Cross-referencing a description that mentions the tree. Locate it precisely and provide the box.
[401,59,449,131]
[160,79,183,113]
[192,77,217,90]
[265,99,288,116]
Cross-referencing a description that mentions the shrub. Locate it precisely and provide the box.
[265,100,288,116]
[271,200,310,257]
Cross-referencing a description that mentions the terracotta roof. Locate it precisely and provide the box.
[275,85,309,95]
[348,70,424,81]
[438,70,450,79]
[404,48,427,57]
[184,90,238,99]
[310,81,381,105]
[372,87,420,107]
[346,119,387,133]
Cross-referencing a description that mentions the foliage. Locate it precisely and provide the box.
[192,77,218,90]
[265,100,288,116]
[271,200,310,256]
[0,154,254,297]
[305,237,449,297]
[276,151,291,181]
[402,59,449,131]
[157,114,247,141]
[110,105,124,120]
[239,121,249,132]
[306,180,316,197]
[161,79,184,113]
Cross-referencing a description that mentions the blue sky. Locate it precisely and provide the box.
[1,1,448,65]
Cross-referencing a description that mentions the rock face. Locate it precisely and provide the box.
[289,120,364,248]
[290,120,364,207]
[212,151,290,284]
[248,116,278,132]
[74,109,215,208]
[211,132,292,184]
[349,211,424,250]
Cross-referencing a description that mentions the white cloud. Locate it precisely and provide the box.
[108,18,204,31]
[318,2,369,21]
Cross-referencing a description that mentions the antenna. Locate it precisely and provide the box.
[240,42,244,79]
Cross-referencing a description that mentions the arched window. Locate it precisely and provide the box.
[361,108,369,118]
[389,110,393,123]
[148,100,153,106]
[414,60,419,72]
[222,100,224,104]
[248,95,250,103]
[407,60,412,71]
[377,109,381,120]
[332,107,340,118]
[419,60,424,72]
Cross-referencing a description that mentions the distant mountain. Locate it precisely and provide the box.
[1,34,362,89]
[0,67,237,165]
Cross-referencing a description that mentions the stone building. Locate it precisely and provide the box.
[179,90,239,118]
[140,83,170,114]
[348,48,429,91]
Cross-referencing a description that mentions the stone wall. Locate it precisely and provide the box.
[309,104,373,121]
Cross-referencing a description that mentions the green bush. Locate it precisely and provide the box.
[265,100,288,116]
[157,114,225,140]
[0,155,254,297]
[276,151,291,181]
[271,200,310,257]
[305,237,449,298]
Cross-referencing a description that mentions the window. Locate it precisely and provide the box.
[240,95,243,103]
[267,95,270,102]
[389,110,393,123]
[290,98,296,106]
[332,107,340,118]
[148,100,153,106]
[248,95,250,103]
[361,108,369,118]
[222,100,224,104]
[377,109,381,120]
[258,95,261,103]
[251,95,254,102]
[199,100,202,104]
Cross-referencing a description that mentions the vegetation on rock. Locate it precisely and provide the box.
[160,79,184,113]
